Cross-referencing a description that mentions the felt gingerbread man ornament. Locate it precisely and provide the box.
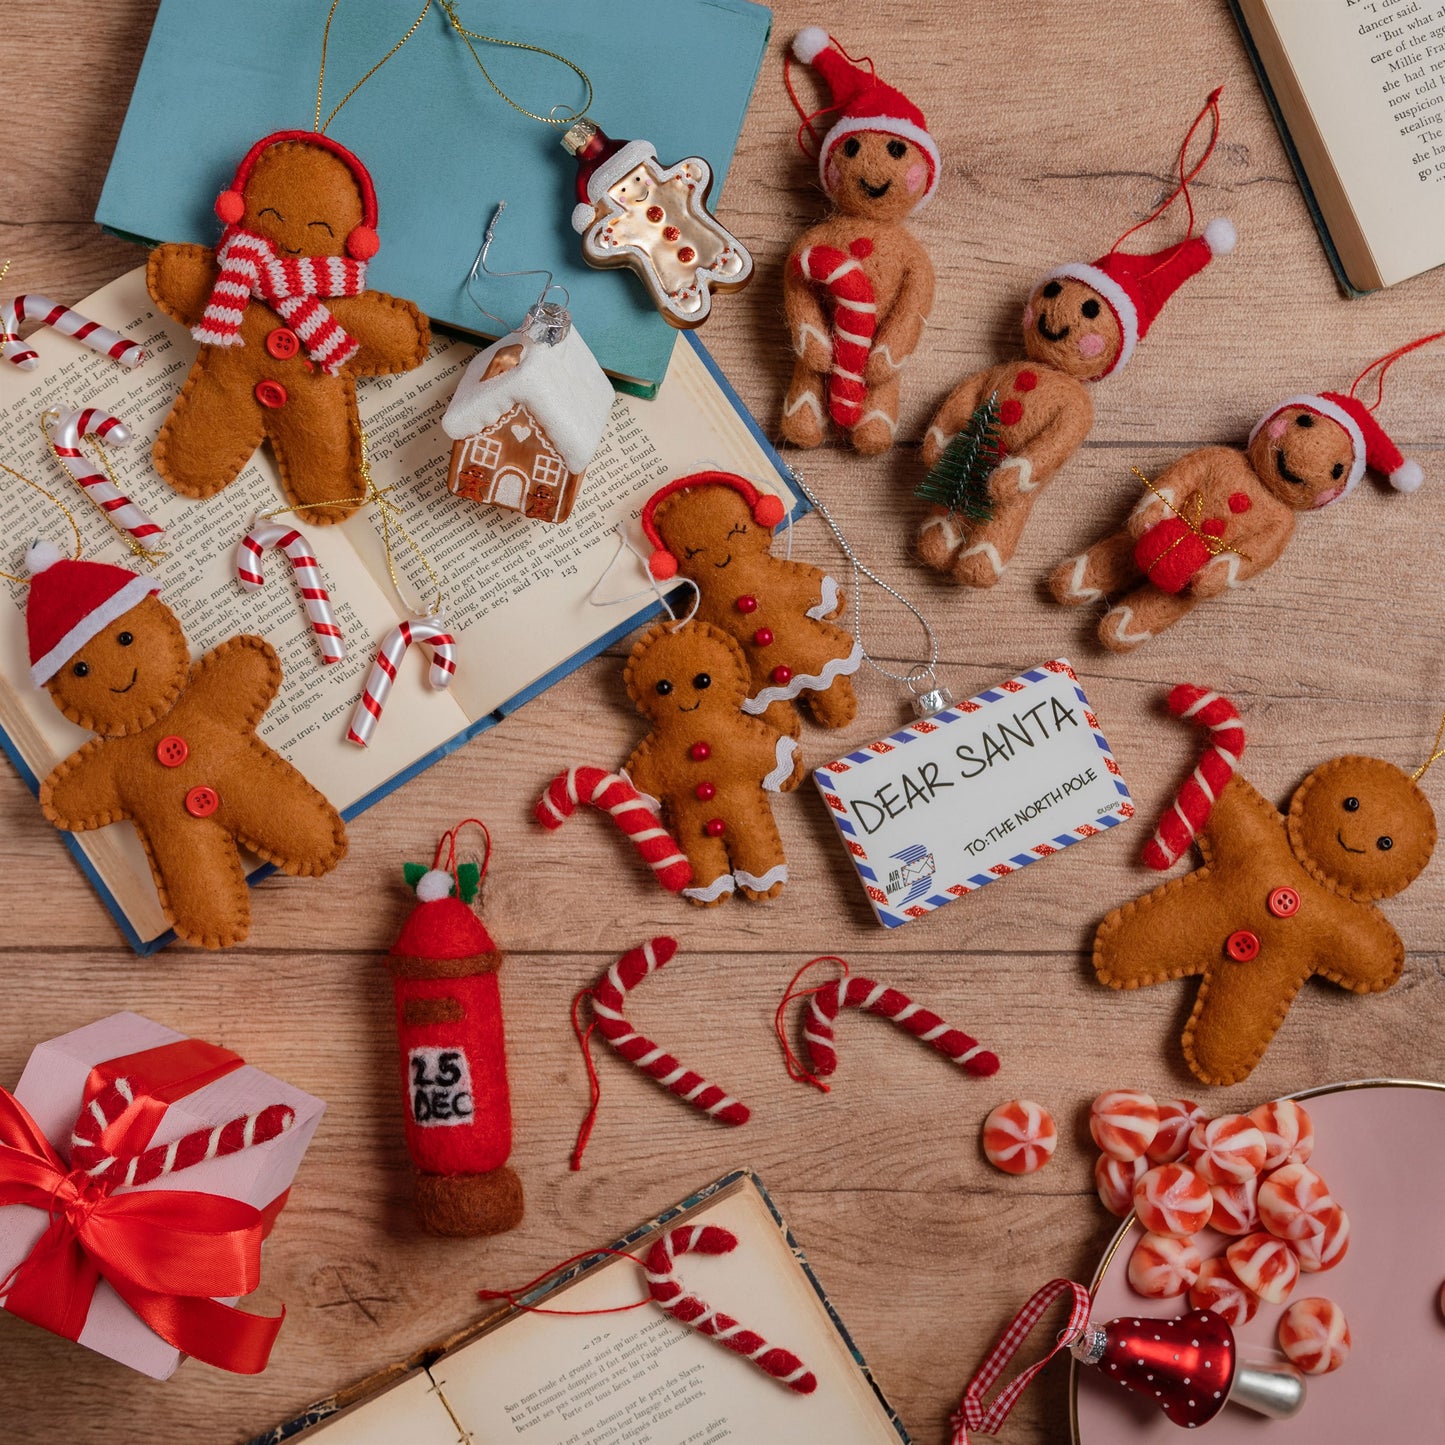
[917,91,1235,589]
[1049,333,1437,651]
[27,542,347,948]
[780,30,939,456]
[641,472,862,761]
[147,131,430,525]
[1095,686,1439,1086]
[620,619,798,906]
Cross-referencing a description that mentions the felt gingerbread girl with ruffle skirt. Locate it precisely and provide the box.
[916,91,1235,588]
[27,542,347,948]
[147,131,430,525]
[780,30,939,456]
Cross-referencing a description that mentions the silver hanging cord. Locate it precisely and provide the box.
[466,201,572,342]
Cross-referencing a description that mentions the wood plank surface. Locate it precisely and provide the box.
[1,2,1442,1441]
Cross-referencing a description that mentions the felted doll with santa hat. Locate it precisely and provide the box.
[1049,337,1434,650]
[916,91,1236,588]
[780,29,940,456]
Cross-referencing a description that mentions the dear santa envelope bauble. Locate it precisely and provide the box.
[813,660,1134,927]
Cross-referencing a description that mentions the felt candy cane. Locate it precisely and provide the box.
[534,766,692,892]
[44,406,165,548]
[792,243,876,428]
[802,975,1000,1081]
[1141,684,1246,869]
[237,519,345,664]
[3,295,145,372]
[346,615,456,747]
[68,1074,294,1188]
[644,1224,817,1393]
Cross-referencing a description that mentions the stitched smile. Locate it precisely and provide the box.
[1037,315,1071,342]
[712,554,732,569]
[859,179,891,198]
[1336,829,1366,854]
[109,669,137,694]
[678,700,701,712]
[281,245,303,255]
[1275,450,1312,486]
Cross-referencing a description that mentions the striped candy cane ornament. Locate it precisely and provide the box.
[793,241,877,428]
[534,766,691,892]
[803,976,1000,1081]
[44,406,165,548]
[644,1224,817,1393]
[2,295,145,372]
[346,616,457,747]
[1140,685,1246,869]
[237,520,345,664]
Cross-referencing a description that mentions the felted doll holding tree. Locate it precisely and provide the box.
[915,90,1236,588]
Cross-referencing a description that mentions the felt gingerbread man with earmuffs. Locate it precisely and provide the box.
[147,130,430,525]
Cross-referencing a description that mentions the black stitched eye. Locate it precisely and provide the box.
[258,206,285,222]
[683,546,703,560]
[308,220,335,235]
[71,661,89,678]
[693,673,711,689]
[1331,463,1344,480]
[1296,413,1314,428]
[1042,281,1062,299]
[655,679,673,696]
[1377,836,1393,851]
[117,632,133,647]
[886,139,907,159]
[1342,796,1359,811]
[1081,298,1101,319]
[727,524,747,539]
[842,137,861,157]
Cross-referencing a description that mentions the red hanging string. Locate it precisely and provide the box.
[431,816,494,892]
[1346,329,1445,412]
[569,986,604,1171]
[783,37,878,161]
[477,1246,652,1317]
[772,955,851,1091]
[1110,86,1224,260]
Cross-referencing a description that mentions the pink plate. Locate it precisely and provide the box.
[1071,1081,1445,1442]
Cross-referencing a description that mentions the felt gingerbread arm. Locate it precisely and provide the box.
[328,292,430,377]
[1311,907,1406,994]
[745,719,800,794]
[622,739,664,804]
[987,391,1094,503]
[184,635,283,733]
[782,247,834,372]
[1198,775,1286,865]
[1124,449,1229,540]
[146,243,220,329]
[39,742,127,832]
[867,243,935,384]
[1189,509,1294,598]
[924,370,994,467]
[1093,869,1218,990]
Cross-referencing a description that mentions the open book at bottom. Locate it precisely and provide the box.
[258,1171,909,1445]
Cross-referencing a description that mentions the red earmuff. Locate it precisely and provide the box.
[642,471,786,579]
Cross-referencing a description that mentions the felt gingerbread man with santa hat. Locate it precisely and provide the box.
[781,29,940,455]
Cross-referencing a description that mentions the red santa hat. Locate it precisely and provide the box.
[791,28,941,212]
[1248,391,1422,502]
[213,129,381,260]
[391,867,502,963]
[24,540,162,687]
[563,121,660,233]
[1039,218,1236,378]
[640,470,786,580]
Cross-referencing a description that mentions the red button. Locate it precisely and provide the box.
[265,327,300,360]
[703,818,726,838]
[735,595,758,614]
[695,782,716,801]
[689,742,711,762]
[254,380,288,409]
[1000,398,1024,426]
[156,735,188,768]
[1225,930,1260,962]
[771,665,793,685]
[184,785,220,818]
[1014,369,1038,392]
[753,627,774,647]
[1267,887,1300,918]
[1228,491,1252,515]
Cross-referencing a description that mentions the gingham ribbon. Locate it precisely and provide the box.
[949,1280,1092,1443]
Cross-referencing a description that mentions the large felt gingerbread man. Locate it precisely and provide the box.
[26,543,347,948]
[622,620,797,906]
[1094,686,1437,1086]
[779,31,938,456]
[147,131,429,525]
[1050,383,1425,652]
[641,473,862,763]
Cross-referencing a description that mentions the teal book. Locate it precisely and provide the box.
[97,0,773,395]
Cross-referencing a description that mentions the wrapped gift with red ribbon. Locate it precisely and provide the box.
[0,1012,324,1378]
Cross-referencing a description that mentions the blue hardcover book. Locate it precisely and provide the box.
[97,0,773,396]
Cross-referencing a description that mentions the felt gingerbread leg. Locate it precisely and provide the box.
[153,364,267,502]
[222,745,348,876]
[1048,531,1140,607]
[780,363,827,448]
[849,377,899,456]
[1182,955,1314,1087]
[263,379,366,525]
[680,830,737,907]
[140,818,251,949]
[725,807,787,901]
[1099,585,1199,653]
[916,505,967,575]
[949,491,1037,588]
[801,672,857,730]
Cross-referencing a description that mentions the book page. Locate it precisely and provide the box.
[1254,0,1445,286]
[429,1183,902,1445]
[299,1371,461,1445]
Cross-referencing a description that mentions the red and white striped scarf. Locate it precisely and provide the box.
[193,228,368,375]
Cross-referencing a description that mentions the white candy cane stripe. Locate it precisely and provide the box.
[346,616,456,747]
[68,1076,136,1176]
[237,520,345,663]
[46,406,164,545]
[3,295,145,371]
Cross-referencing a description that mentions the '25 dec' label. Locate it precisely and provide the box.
[409,1047,474,1126]
[813,660,1134,928]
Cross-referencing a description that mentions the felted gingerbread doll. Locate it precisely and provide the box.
[27,542,347,948]
[641,473,862,759]
[1049,341,1431,651]
[780,31,938,456]
[621,620,797,906]
[1095,685,1438,1086]
[917,91,1235,588]
[147,131,430,525]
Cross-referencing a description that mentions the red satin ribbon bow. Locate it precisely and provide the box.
[0,1041,287,1374]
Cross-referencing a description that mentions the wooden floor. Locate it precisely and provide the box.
[3,2,1443,1441]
